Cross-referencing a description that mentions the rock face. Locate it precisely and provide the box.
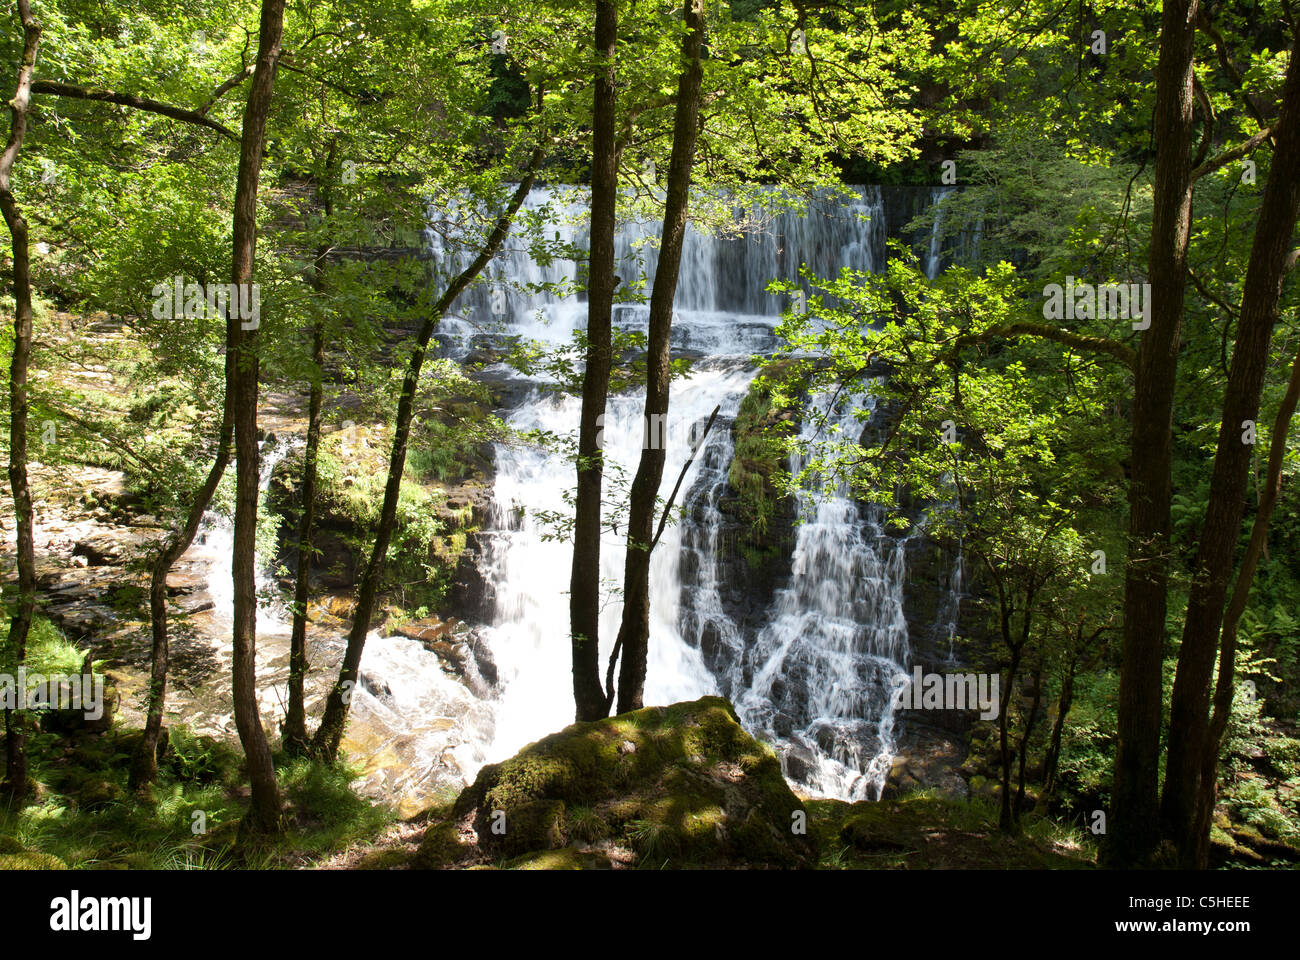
[415,697,818,869]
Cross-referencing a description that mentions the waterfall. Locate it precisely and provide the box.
[477,364,752,760]
[456,184,949,801]
[725,392,912,801]
[191,438,297,638]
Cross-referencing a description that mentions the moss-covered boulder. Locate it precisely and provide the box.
[0,836,68,870]
[414,697,818,869]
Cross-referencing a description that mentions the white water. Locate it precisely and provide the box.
[479,362,754,759]
[450,185,952,799]
[732,392,912,800]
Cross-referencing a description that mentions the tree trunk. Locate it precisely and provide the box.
[570,0,620,722]
[1041,646,1080,807]
[283,316,325,755]
[1015,656,1044,821]
[1107,0,1199,869]
[311,149,545,762]
[0,0,41,803]
[1162,42,1300,867]
[1191,337,1300,867]
[129,399,233,789]
[995,590,1021,832]
[229,0,287,836]
[612,0,705,715]
[284,141,337,756]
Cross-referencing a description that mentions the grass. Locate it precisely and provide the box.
[807,789,1098,870]
[0,724,394,870]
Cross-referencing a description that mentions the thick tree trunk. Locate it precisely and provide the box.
[311,152,544,762]
[612,0,705,715]
[1107,0,1199,869]
[0,0,41,802]
[1162,44,1300,867]
[129,399,233,789]
[1190,338,1300,867]
[229,0,287,836]
[571,0,620,722]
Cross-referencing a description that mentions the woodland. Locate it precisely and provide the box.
[0,0,1298,874]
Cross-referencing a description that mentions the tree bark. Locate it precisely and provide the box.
[0,0,41,802]
[612,0,705,715]
[284,140,337,756]
[1191,337,1300,867]
[1165,46,1300,864]
[1107,0,1199,869]
[229,0,287,836]
[311,148,546,762]
[29,80,239,141]
[571,0,620,722]
[129,399,233,789]
[1014,656,1044,819]
[1040,657,1075,805]
[282,307,325,756]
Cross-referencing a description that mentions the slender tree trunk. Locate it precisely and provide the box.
[571,0,620,722]
[284,141,337,756]
[0,0,41,803]
[229,0,287,836]
[612,0,705,715]
[1190,337,1300,867]
[1107,0,1199,869]
[1015,656,1044,821]
[1162,43,1300,867]
[311,150,545,762]
[995,591,1021,832]
[282,316,325,755]
[129,398,233,789]
[1041,644,1080,807]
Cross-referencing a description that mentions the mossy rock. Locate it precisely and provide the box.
[418,697,817,869]
[505,848,604,870]
[354,848,416,870]
[0,850,68,870]
[412,820,476,869]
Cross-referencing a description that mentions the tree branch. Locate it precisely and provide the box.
[947,321,1137,369]
[30,80,239,141]
[1191,125,1273,182]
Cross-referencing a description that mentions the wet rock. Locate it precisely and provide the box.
[782,742,817,782]
[395,617,497,695]
[360,670,392,700]
[71,534,124,566]
[880,724,969,802]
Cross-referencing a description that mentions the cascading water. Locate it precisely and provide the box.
[731,391,912,801]
[455,185,945,801]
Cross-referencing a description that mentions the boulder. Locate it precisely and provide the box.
[414,696,818,869]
